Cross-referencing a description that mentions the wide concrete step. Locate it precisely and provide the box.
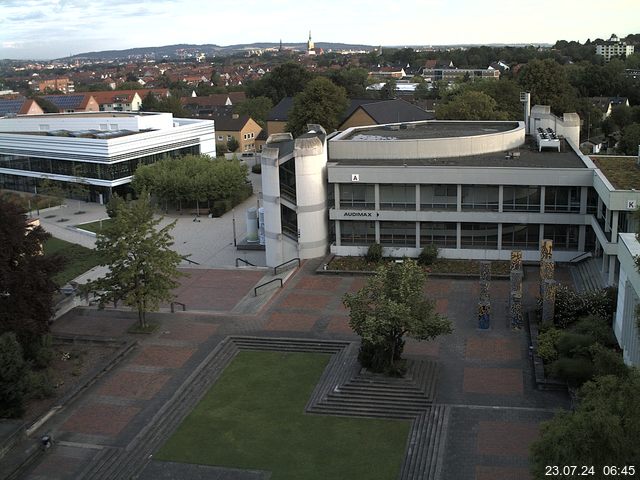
[309,404,420,419]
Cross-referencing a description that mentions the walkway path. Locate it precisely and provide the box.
[16,260,570,480]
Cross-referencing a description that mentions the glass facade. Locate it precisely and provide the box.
[502,186,540,212]
[281,204,298,240]
[340,221,376,245]
[279,159,296,203]
[420,184,457,210]
[461,223,499,248]
[544,186,580,213]
[544,224,579,250]
[502,223,540,249]
[462,185,499,211]
[380,221,416,246]
[420,222,457,248]
[0,145,199,182]
[380,184,416,210]
[339,184,374,209]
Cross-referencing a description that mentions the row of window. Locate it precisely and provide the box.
[338,184,585,213]
[339,221,579,250]
[0,146,199,181]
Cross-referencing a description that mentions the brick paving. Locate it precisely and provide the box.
[463,367,524,395]
[131,345,196,369]
[61,403,140,437]
[22,260,575,480]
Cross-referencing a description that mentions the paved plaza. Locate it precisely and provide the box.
[14,259,570,480]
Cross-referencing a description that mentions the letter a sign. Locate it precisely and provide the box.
[351,174,360,182]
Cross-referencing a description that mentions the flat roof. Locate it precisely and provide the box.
[591,156,640,189]
[4,112,157,119]
[342,121,519,141]
[329,136,587,169]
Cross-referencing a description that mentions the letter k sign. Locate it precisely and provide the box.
[351,174,360,182]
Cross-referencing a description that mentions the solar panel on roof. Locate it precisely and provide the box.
[42,95,84,109]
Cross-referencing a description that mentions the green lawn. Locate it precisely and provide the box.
[156,351,411,480]
[75,218,113,233]
[44,237,103,285]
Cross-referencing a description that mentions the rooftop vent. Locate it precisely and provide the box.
[385,124,400,131]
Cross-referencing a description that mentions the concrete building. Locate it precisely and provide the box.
[595,34,635,62]
[0,111,215,203]
[614,233,640,366]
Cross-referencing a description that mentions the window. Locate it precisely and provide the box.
[421,185,457,210]
[461,223,499,249]
[544,224,579,250]
[380,221,416,247]
[502,186,540,212]
[380,184,416,210]
[339,184,374,209]
[340,221,376,245]
[420,222,457,248]
[501,224,540,249]
[462,185,499,211]
[217,135,223,141]
[544,186,580,213]
[227,135,232,141]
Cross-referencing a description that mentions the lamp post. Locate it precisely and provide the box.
[232,209,237,247]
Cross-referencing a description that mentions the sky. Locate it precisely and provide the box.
[1,0,639,60]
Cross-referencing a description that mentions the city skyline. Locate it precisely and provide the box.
[1,0,639,60]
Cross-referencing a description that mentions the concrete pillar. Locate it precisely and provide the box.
[540,186,546,213]
[498,185,504,213]
[580,186,588,215]
[374,184,380,211]
[415,184,420,212]
[602,253,608,275]
[456,222,461,249]
[578,225,586,251]
[335,220,341,247]
[609,255,616,286]
[605,208,611,233]
[416,222,421,249]
[497,223,503,250]
[375,221,380,244]
[597,196,603,219]
[542,279,557,325]
[334,183,340,209]
[261,146,284,268]
[611,211,619,242]
[457,184,462,212]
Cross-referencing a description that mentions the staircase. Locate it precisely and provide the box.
[570,257,606,293]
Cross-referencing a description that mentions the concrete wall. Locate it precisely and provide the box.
[615,233,640,366]
[260,145,285,267]
[529,106,580,147]
[0,112,175,132]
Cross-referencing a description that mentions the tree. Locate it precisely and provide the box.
[379,79,397,100]
[0,333,29,418]
[227,136,240,153]
[246,62,314,104]
[518,58,577,115]
[530,371,640,478]
[0,200,62,358]
[233,96,273,128]
[343,260,453,375]
[436,90,510,120]
[88,195,185,328]
[330,67,370,98]
[286,77,348,137]
[618,123,640,155]
[32,96,59,113]
[140,91,160,112]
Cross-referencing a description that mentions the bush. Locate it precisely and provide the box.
[26,369,54,400]
[556,332,597,357]
[210,199,232,217]
[590,344,629,378]
[553,285,617,328]
[550,357,594,387]
[572,315,616,347]
[553,285,583,328]
[537,327,561,363]
[251,163,262,174]
[365,243,383,263]
[418,244,439,266]
[0,333,29,418]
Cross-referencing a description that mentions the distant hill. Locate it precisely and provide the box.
[61,42,377,61]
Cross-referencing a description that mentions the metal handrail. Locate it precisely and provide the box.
[170,301,186,313]
[181,256,200,265]
[273,257,300,275]
[236,258,256,267]
[254,278,283,296]
[568,251,592,263]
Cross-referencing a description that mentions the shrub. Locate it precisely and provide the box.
[210,199,232,217]
[537,327,561,363]
[553,286,617,328]
[418,244,439,266]
[590,344,629,378]
[0,333,29,418]
[550,357,594,387]
[30,334,54,370]
[572,315,616,347]
[26,369,54,400]
[251,163,262,174]
[555,332,596,357]
[365,243,383,263]
[553,285,583,328]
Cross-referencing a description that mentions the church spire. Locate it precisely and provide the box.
[307,30,315,54]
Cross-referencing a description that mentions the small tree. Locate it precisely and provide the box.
[0,333,29,418]
[88,194,185,328]
[227,136,240,153]
[343,260,453,375]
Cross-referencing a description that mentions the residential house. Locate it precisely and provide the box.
[213,113,262,153]
[40,94,100,113]
[36,77,75,93]
[181,93,247,117]
[338,98,434,130]
[595,34,635,62]
[590,97,630,119]
[0,98,44,117]
[90,91,143,112]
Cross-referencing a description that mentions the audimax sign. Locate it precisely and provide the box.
[343,211,380,217]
